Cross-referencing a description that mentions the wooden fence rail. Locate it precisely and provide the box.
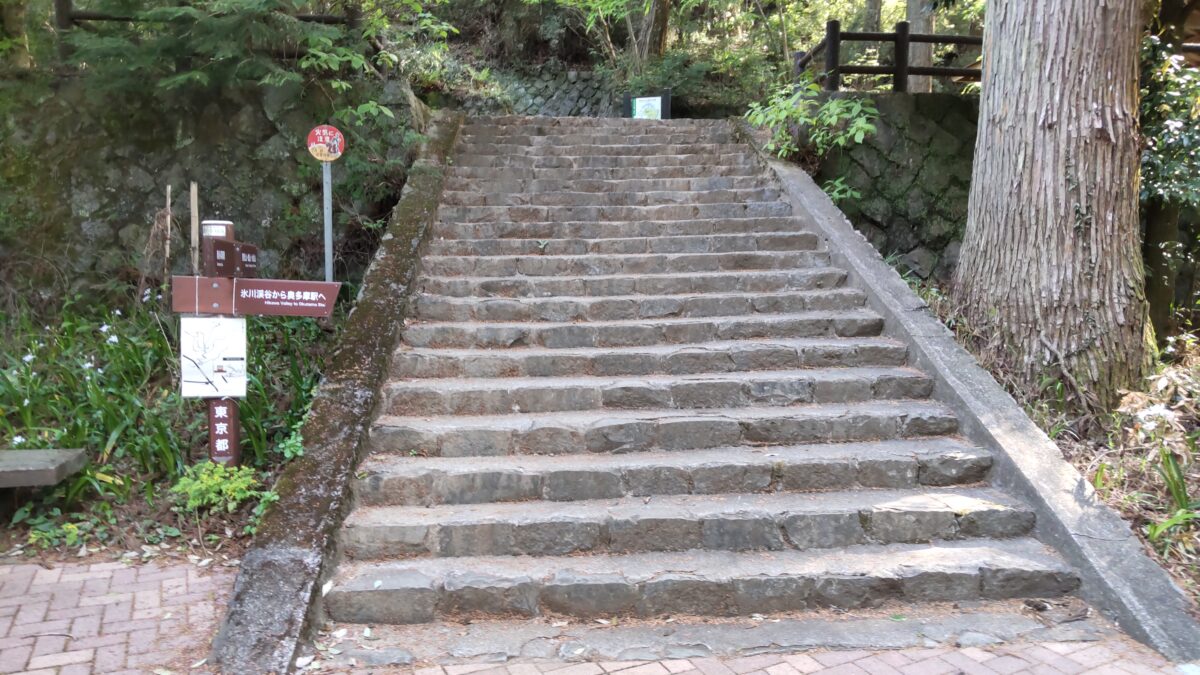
[794,20,982,92]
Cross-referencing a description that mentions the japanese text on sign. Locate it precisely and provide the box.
[307,125,346,162]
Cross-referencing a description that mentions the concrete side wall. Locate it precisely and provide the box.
[819,93,979,280]
[209,111,464,674]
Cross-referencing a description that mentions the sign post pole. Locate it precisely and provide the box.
[307,124,346,284]
[322,160,333,283]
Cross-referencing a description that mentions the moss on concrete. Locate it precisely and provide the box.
[210,110,465,674]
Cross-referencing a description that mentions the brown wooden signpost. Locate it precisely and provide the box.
[173,219,340,465]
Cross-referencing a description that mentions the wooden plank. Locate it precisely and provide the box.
[910,33,982,45]
[172,276,340,317]
[0,449,87,488]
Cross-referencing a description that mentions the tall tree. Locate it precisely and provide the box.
[906,0,933,92]
[0,0,32,70]
[862,0,882,32]
[952,0,1149,409]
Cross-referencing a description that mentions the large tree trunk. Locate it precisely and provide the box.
[952,0,1149,410]
[1,0,32,70]
[906,0,933,92]
[642,0,671,60]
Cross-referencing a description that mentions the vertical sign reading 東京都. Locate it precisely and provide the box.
[179,315,247,465]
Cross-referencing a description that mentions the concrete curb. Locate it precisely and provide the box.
[209,110,465,674]
[739,121,1200,662]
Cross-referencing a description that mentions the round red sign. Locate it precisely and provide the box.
[307,125,346,162]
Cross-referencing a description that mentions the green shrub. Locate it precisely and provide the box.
[745,77,878,171]
[170,461,263,514]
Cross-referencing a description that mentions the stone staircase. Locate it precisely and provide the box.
[323,117,1080,633]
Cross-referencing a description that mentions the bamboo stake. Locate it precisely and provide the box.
[189,182,199,274]
[164,185,172,284]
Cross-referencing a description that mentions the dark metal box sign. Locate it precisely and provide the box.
[172,276,341,318]
[205,240,259,278]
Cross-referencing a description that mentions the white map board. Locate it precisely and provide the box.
[180,317,247,398]
[633,96,663,120]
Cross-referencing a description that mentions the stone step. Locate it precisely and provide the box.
[452,153,758,170]
[421,251,827,278]
[426,232,819,256]
[446,164,762,181]
[456,131,738,147]
[401,310,883,349]
[316,607,1116,664]
[354,438,992,507]
[442,175,768,193]
[381,367,932,416]
[412,289,865,323]
[440,188,781,207]
[419,268,846,298]
[324,538,1080,624]
[432,216,808,240]
[389,337,908,379]
[437,202,791,224]
[368,401,959,457]
[341,487,1033,560]
[464,117,728,131]
[455,143,751,158]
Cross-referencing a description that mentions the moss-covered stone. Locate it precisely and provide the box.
[210,111,465,674]
[818,92,979,281]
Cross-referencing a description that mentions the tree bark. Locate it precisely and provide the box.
[862,0,883,32]
[952,0,1149,410]
[906,0,933,92]
[1144,198,1182,344]
[1,0,32,70]
[642,0,671,60]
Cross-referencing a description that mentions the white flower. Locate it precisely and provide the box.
[99,324,110,334]
[82,362,94,370]
[22,354,34,363]
[97,368,104,375]
[12,435,25,446]
[106,335,119,345]
[22,398,29,406]
[114,309,122,317]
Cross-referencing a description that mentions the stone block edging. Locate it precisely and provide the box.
[735,120,1200,662]
[209,111,466,674]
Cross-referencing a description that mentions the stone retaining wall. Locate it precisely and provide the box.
[460,68,619,117]
[818,93,979,281]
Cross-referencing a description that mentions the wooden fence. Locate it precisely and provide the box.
[794,20,982,92]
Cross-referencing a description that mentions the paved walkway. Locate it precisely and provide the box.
[374,644,1184,675]
[0,560,234,674]
[0,559,1193,674]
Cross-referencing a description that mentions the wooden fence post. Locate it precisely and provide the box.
[894,21,910,92]
[823,20,841,92]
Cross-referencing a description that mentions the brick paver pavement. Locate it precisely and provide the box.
[2,559,1196,675]
[349,642,1188,675]
[0,560,234,675]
